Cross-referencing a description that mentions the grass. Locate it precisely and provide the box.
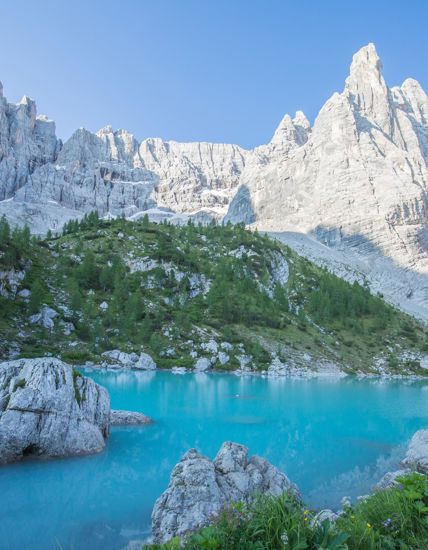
[144,473,428,550]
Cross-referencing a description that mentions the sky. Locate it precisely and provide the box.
[0,0,427,148]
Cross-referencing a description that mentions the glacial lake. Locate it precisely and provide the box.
[1,371,428,550]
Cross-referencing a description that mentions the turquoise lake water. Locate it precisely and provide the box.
[1,370,428,550]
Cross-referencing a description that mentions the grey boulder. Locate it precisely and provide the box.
[374,469,411,491]
[101,349,156,370]
[402,429,428,473]
[110,410,152,425]
[151,441,298,543]
[0,357,110,464]
[29,306,58,330]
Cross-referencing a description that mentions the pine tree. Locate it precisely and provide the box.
[29,279,45,314]
[142,213,149,230]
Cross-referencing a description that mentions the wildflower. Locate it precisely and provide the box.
[367,523,372,529]
[304,510,309,515]
[382,518,392,528]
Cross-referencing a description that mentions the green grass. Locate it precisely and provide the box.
[144,473,428,550]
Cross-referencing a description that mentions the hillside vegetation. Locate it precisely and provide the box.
[0,214,427,375]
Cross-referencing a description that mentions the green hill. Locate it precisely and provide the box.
[0,213,426,375]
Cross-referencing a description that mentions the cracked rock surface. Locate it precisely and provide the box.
[0,357,110,464]
[151,441,298,543]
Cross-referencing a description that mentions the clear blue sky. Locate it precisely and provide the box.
[0,0,427,148]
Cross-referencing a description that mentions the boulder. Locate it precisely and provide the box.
[217,351,230,366]
[402,429,428,473]
[151,441,298,543]
[374,469,410,491]
[0,357,110,464]
[135,352,157,370]
[110,410,152,425]
[194,357,212,371]
[101,350,156,370]
[29,306,58,330]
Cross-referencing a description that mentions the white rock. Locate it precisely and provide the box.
[220,342,233,351]
[402,429,428,473]
[29,306,58,330]
[374,469,410,491]
[110,410,152,425]
[194,357,212,371]
[62,321,75,336]
[135,352,157,370]
[201,340,218,354]
[17,288,31,299]
[0,357,110,464]
[151,441,298,543]
[217,351,230,366]
[101,349,154,370]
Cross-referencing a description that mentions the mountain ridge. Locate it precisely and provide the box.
[1,43,428,321]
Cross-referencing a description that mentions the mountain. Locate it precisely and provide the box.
[227,43,428,321]
[0,214,426,375]
[0,44,427,320]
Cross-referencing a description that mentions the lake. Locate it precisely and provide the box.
[1,370,428,550]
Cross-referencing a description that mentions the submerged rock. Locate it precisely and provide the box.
[0,357,110,464]
[402,429,428,473]
[151,441,298,543]
[110,410,152,425]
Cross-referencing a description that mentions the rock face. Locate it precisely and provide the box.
[1,43,428,320]
[402,429,428,473]
[226,43,428,321]
[0,357,110,464]
[151,441,298,543]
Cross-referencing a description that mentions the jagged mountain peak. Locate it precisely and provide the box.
[271,110,311,147]
[348,42,382,76]
[18,94,34,106]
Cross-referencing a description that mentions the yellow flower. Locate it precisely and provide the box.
[304,510,309,515]
[367,523,372,529]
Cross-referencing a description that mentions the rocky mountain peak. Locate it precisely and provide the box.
[348,42,382,79]
[400,78,428,125]
[271,110,310,148]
